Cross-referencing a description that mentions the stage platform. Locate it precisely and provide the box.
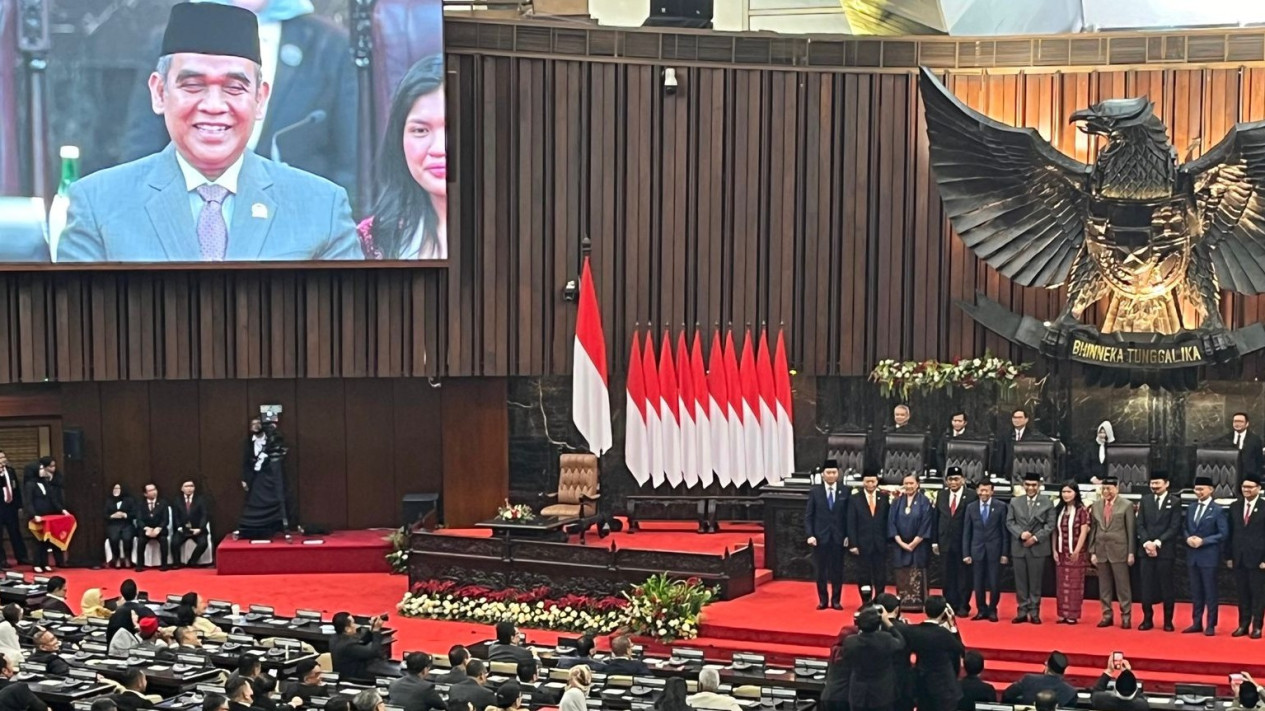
[214,529,393,575]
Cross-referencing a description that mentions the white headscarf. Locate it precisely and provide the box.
[1096,420,1116,464]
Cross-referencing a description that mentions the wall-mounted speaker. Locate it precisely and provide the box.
[63,428,83,461]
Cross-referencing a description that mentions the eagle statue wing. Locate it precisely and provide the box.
[919,67,1092,288]
[1181,120,1265,294]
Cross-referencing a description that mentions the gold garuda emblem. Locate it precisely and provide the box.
[919,67,1265,337]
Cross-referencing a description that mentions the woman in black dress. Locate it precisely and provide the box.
[1081,421,1115,484]
[104,483,137,568]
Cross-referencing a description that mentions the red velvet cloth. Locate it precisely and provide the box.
[28,513,77,552]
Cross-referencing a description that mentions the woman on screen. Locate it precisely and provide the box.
[359,55,447,260]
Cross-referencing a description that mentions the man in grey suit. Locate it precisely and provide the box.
[1006,472,1054,624]
[388,653,445,711]
[57,3,359,264]
[1089,477,1136,629]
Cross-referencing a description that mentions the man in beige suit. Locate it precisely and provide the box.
[1090,477,1136,628]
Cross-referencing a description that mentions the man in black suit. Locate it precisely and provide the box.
[957,651,997,711]
[1090,660,1149,711]
[173,481,211,568]
[0,452,25,568]
[488,621,535,664]
[962,481,1008,622]
[603,635,651,676]
[902,596,964,711]
[282,660,329,706]
[0,652,47,711]
[847,471,890,598]
[227,676,264,711]
[135,483,172,572]
[1136,472,1182,631]
[934,467,977,616]
[434,646,470,683]
[26,628,70,677]
[993,408,1049,479]
[243,418,267,493]
[937,412,973,473]
[1222,412,1265,485]
[1228,475,1265,639]
[329,612,388,680]
[37,576,72,615]
[112,668,154,711]
[806,459,849,610]
[1000,652,1077,706]
[446,660,496,711]
[841,606,906,711]
[513,660,561,706]
[388,654,444,711]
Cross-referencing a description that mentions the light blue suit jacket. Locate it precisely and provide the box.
[57,144,361,262]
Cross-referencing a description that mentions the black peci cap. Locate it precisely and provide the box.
[161,3,261,65]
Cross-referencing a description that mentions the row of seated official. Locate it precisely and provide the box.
[104,482,213,572]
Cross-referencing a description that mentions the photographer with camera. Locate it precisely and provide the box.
[235,412,300,539]
[329,611,391,681]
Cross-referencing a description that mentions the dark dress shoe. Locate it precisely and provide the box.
[971,613,987,621]
[816,603,827,610]
[1233,627,1249,637]
[1121,621,1131,630]
[1182,624,1203,634]
[988,612,998,622]
[1137,620,1153,631]
[1164,622,1175,632]
[1097,619,1113,628]
[1205,627,1216,636]
[831,603,844,611]
[1011,616,1027,624]
[159,565,170,572]
[1029,615,1042,625]
[1252,629,1262,640]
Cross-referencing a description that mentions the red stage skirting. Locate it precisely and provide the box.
[214,529,393,575]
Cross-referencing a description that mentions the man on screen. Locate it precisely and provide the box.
[57,3,360,263]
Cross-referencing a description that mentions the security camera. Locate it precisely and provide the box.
[663,68,678,95]
[562,280,580,302]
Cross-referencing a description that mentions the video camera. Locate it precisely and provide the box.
[259,410,288,458]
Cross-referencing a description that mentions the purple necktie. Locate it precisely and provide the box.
[196,184,229,260]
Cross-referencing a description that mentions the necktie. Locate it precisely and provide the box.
[2,472,9,505]
[149,501,155,513]
[196,184,230,261]
[1195,502,1207,525]
[950,493,958,516]
[1105,499,1113,525]
[186,497,192,513]
[868,494,875,515]
[1237,432,1244,449]
[1246,502,1254,526]
[827,487,835,510]
[1015,430,1021,441]
[981,503,989,524]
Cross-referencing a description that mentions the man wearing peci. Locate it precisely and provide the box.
[57,3,360,263]
[962,481,1008,622]
[1136,472,1182,631]
[1006,473,1054,624]
[933,467,977,616]
[806,460,849,610]
[847,471,890,597]
[1183,476,1226,636]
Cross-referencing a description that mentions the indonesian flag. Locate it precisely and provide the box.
[676,331,698,488]
[707,330,732,487]
[773,329,795,482]
[624,330,651,486]
[739,329,765,486]
[691,331,714,488]
[723,331,746,486]
[659,332,683,487]
[756,328,778,484]
[642,333,664,487]
[571,257,612,455]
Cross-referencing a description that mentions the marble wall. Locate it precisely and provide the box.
[507,373,1265,510]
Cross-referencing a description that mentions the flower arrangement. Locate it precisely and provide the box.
[386,526,409,574]
[869,353,1028,399]
[621,573,716,643]
[496,500,536,522]
[398,580,628,633]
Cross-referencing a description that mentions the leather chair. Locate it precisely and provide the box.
[882,432,929,485]
[1012,440,1057,483]
[1106,444,1151,494]
[1195,447,1241,500]
[541,453,601,520]
[826,432,867,475]
[0,0,22,195]
[944,438,990,485]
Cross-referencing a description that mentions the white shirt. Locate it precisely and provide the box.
[253,434,268,471]
[1015,428,1025,440]
[177,150,246,231]
[1236,431,1246,449]
[248,21,283,151]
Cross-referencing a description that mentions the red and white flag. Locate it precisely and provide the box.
[773,329,795,482]
[571,257,611,455]
[756,328,778,484]
[624,330,651,486]
[691,331,713,488]
[658,332,682,487]
[676,331,698,488]
[739,330,766,486]
[707,331,731,488]
[641,333,663,487]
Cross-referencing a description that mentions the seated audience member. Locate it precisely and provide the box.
[228,655,263,688]
[228,676,264,711]
[388,653,443,711]
[107,580,155,646]
[559,666,591,711]
[655,679,690,711]
[325,700,351,711]
[26,629,69,676]
[203,695,229,711]
[603,635,650,676]
[285,660,331,706]
[0,652,47,711]
[352,690,385,711]
[515,660,561,706]
[81,588,114,619]
[1034,690,1058,711]
[112,668,153,711]
[94,700,120,711]
[136,616,175,656]
[178,592,229,642]
[109,611,143,657]
[958,651,998,710]
[447,660,496,711]
[494,681,524,711]
[687,667,742,711]
[557,635,605,672]
[329,612,387,681]
[0,607,24,670]
[38,576,72,616]
[250,674,282,711]
[174,626,202,650]
[1001,652,1077,706]
[1231,673,1265,711]
[105,484,138,569]
[488,621,535,664]
[437,646,470,683]
[173,480,211,567]
[1091,659,1150,711]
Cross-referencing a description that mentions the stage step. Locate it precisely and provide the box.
[754,569,773,587]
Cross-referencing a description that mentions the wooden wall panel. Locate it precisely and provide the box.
[344,379,398,529]
[294,379,347,528]
[4,64,1265,381]
[197,380,250,538]
[440,379,508,528]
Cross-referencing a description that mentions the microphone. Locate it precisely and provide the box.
[269,110,327,165]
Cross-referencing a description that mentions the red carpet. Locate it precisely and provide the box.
[215,529,393,575]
